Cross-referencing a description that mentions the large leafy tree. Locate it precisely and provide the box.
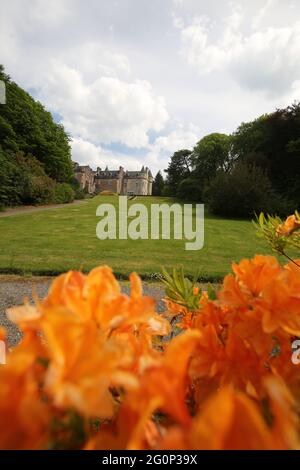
[203,163,287,218]
[164,149,192,195]
[191,133,233,182]
[232,104,300,204]
[0,65,73,183]
[152,171,165,196]
[0,65,74,206]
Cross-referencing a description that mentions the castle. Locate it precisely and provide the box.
[74,163,153,196]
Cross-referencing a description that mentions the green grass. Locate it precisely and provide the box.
[0,196,283,281]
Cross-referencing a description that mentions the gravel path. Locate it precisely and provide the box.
[0,276,166,347]
[0,200,87,218]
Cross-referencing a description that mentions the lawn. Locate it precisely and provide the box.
[0,195,282,280]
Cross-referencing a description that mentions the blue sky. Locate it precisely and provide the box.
[1,0,300,175]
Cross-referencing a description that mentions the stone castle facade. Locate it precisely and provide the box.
[74,163,153,196]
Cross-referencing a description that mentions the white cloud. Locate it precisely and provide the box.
[26,0,71,28]
[72,124,199,177]
[37,61,169,148]
[0,24,169,149]
[1,0,300,175]
[144,125,200,175]
[0,2,169,149]
[66,43,131,80]
[252,0,275,30]
[176,5,300,96]
[150,125,199,154]
[71,137,149,171]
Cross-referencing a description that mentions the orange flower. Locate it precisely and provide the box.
[7,267,171,419]
[253,261,300,337]
[158,387,281,450]
[86,330,202,450]
[217,255,300,345]
[221,255,281,306]
[123,330,202,430]
[163,298,188,318]
[41,310,137,418]
[8,267,170,338]
[263,376,300,449]
[182,255,300,398]
[0,332,50,449]
[3,258,300,450]
[276,215,300,236]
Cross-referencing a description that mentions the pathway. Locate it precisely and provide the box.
[0,199,87,218]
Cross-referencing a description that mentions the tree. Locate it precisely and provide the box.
[0,65,74,206]
[203,163,290,218]
[152,171,165,196]
[232,104,300,205]
[164,149,192,195]
[191,133,233,182]
[0,64,73,183]
[177,177,201,201]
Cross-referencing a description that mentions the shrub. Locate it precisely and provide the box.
[204,163,290,218]
[0,150,57,206]
[53,183,75,204]
[2,249,300,449]
[23,174,55,205]
[74,188,85,200]
[177,177,202,201]
[69,177,85,200]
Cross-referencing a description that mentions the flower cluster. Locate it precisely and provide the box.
[162,255,300,449]
[1,252,300,449]
[0,267,170,449]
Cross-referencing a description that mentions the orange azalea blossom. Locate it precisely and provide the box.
[262,376,300,449]
[157,382,300,450]
[276,215,300,236]
[86,330,201,450]
[122,330,202,429]
[164,291,209,330]
[6,267,170,419]
[8,267,170,338]
[0,331,50,449]
[2,258,300,450]
[219,256,300,339]
[163,298,188,319]
[163,255,300,401]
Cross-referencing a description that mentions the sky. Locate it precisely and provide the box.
[1,0,300,176]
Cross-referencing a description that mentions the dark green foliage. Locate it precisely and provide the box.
[161,266,203,311]
[152,171,165,196]
[0,149,55,206]
[53,183,75,204]
[232,104,300,206]
[164,103,299,217]
[191,133,233,180]
[0,65,73,206]
[70,177,85,200]
[177,177,201,201]
[164,149,192,195]
[0,151,12,207]
[204,164,290,218]
[75,189,85,200]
